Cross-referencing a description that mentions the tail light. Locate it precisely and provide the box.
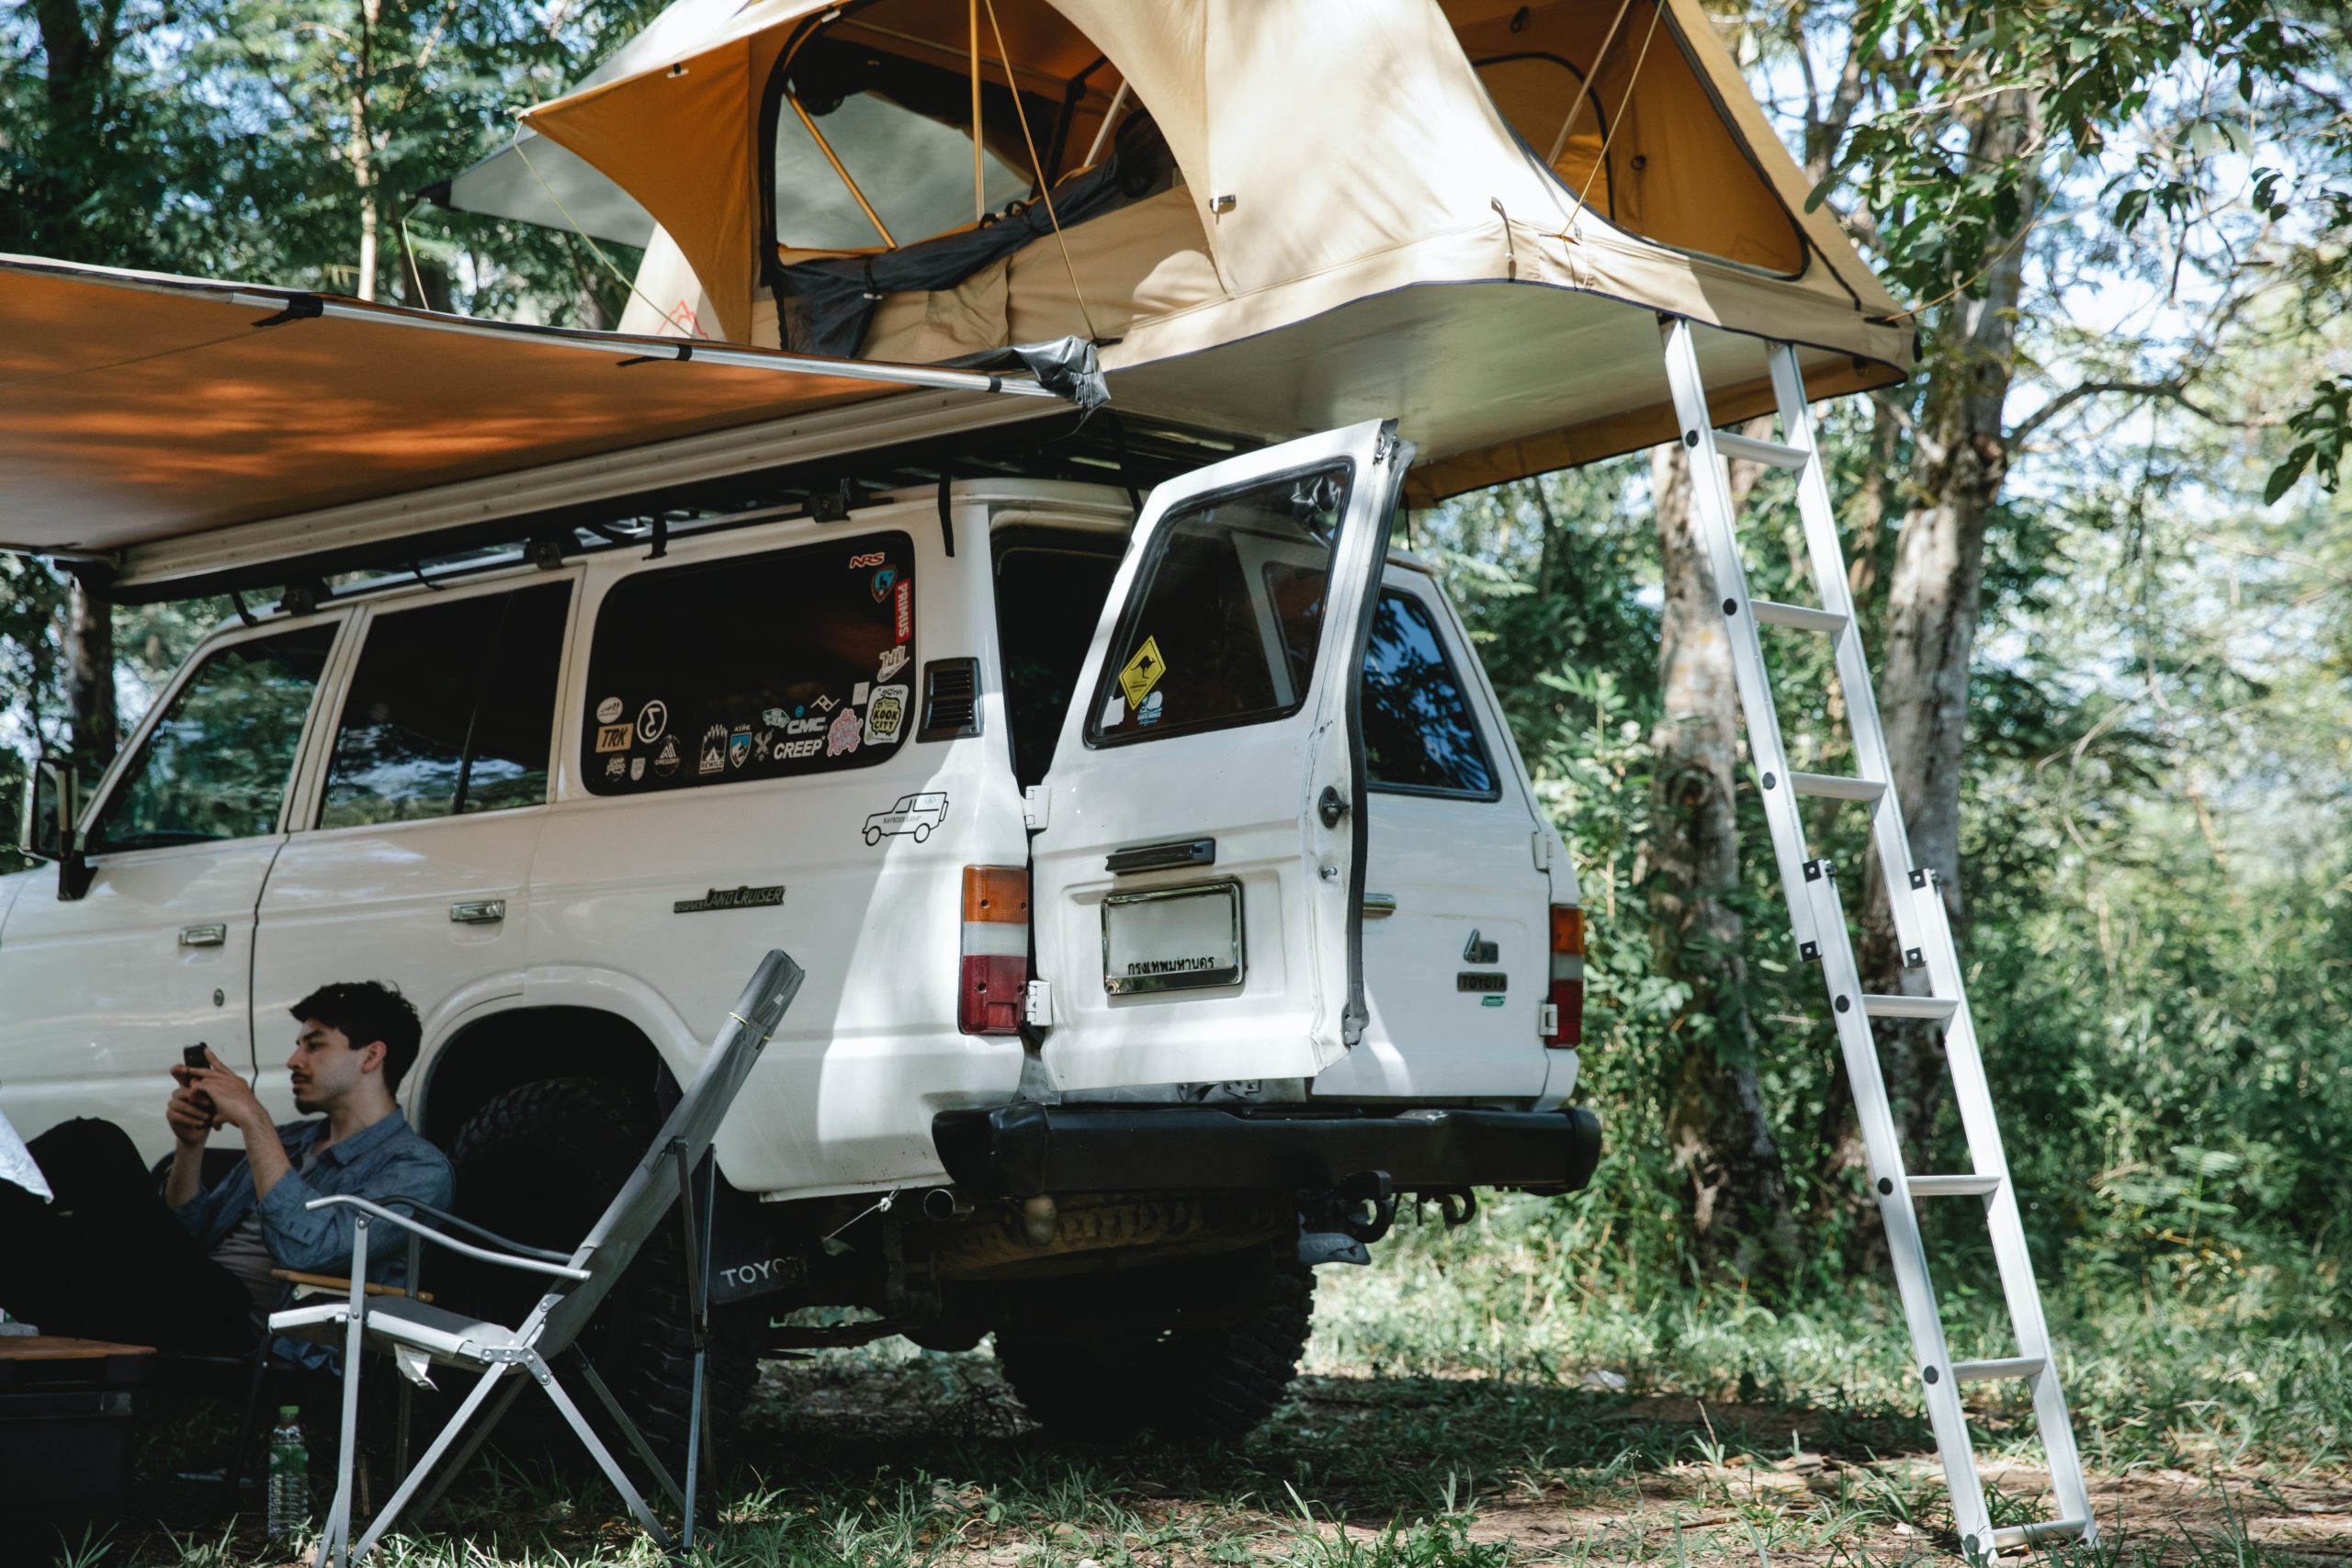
[959,866,1030,1034]
[1544,904,1585,1048]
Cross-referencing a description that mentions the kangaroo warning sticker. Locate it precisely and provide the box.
[1117,637,1167,710]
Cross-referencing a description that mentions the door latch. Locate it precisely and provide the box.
[1317,784,1350,829]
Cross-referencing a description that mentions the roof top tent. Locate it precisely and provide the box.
[460,0,1912,502]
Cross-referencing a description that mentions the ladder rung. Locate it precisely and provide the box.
[1713,430,1812,469]
[1861,992,1957,1021]
[1990,1517,2091,1551]
[1790,771,1886,804]
[1953,1355,2047,1383]
[1907,1174,2001,1198]
[1751,599,1848,635]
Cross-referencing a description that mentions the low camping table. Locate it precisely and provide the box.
[0,1336,156,1518]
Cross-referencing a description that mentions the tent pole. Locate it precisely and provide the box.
[970,0,986,224]
[1083,81,1130,168]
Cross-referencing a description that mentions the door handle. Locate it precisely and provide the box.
[449,900,506,926]
[1361,893,1397,919]
[178,923,228,948]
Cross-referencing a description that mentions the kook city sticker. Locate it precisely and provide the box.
[698,725,728,775]
[655,737,682,777]
[826,707,863,757]
[875,646,909,683]
[869,566,899,604]
[596,695,624,725]
[864,683,910,747]
[728,726,753,769]
[637,700,669,745]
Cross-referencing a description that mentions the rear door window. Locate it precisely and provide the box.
[320,583,571,828]
[581,531,915,795]
[1361,591,1497,798]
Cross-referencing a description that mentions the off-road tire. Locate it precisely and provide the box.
[992,1262,1313,1443]
[441,1077,761,1463]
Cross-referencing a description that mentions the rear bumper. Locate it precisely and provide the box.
[931,1102,1603,1200]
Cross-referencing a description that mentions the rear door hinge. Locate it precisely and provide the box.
[1531,832,1553,872]
[1022,784,1050,831]
[1023,979,1053,1028]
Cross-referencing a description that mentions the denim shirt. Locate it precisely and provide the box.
[175,1111,454,1368]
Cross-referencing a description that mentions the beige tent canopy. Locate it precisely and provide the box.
[515,0,1913,500]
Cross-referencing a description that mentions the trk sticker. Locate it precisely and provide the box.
[1118,636,1167,709]
[594,723,633,752]
[826,707,863,757]
[637,700,669,744]
[870,566,899,603]
[864,683,909,746]
[847,550,887,570]
[875,646,909,683]
[728,726,752,768]
[893,579,912,644]
[698,725,728,775]
[655,738,682,777]
[595,696,624,725]
[630,756,647,782]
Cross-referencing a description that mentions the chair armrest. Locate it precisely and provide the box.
[370,1193,574,1266]
[300,1194,590,1281]
[268,1269,434,1303]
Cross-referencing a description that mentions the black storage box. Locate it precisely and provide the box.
[0,1337,156,1519]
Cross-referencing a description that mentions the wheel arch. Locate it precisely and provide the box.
[413,1003,677,1149]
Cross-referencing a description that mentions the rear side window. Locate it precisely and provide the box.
[89,624,339,852]
[1362,592,1497,798]
[320,583,571,828]
[1088,466,1348,746]
[582,532,915,795]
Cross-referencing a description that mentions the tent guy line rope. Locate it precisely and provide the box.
[1558,0,1668,243]
[509,127,715,339]
[981,0,1102,344]
[1545,0,1635,167]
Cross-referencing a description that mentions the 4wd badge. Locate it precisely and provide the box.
[1118,637,1167,710]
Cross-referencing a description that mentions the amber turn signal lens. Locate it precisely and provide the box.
[1550,904,1585,955]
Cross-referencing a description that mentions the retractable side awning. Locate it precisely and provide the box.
[0,255,1080,592]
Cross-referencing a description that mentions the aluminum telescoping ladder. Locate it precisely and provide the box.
[1657,319,2095,1558]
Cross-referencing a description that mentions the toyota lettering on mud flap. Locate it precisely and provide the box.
[864,792,949,845]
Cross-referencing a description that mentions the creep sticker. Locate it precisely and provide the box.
[864,684,909,746]
[1118,637,1167,710]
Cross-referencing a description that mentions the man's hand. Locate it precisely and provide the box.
[164,1079,214,1147]
[183,1048,267,1134]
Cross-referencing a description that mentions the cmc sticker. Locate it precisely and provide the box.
[595,695,624,724]
[865,683,910,746]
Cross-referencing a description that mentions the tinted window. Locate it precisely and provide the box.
[1362,592,1497,797]
[320,584,570,829]
[90,624,338,852]
[582,532,915,795]
[1089,466,1348,746]
[994,536,1121,790]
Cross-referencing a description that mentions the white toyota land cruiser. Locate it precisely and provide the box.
[2,417,1598,1449]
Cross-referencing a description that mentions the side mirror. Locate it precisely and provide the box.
[17,752,77,863]
[18,753,96,900]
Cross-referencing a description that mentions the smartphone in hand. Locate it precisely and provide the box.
[181,1043,214,1112]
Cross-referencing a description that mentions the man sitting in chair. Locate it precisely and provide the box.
[0,982,453,1364]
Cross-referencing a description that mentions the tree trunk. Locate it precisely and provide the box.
[1854,91,2042,1160]
[1649,432,1802,1281]
[349,0,382,300]
[63,579,116,763]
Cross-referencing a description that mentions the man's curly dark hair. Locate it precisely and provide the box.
[289,981,423,1093]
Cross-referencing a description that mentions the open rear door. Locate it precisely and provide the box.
[1030,419,1411,1091]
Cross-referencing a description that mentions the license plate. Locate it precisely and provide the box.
[1102,880,1244,996]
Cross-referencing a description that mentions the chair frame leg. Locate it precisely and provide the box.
[528,1351,674,1550]
[343,1361,513,1565]
[405,1371,528,1525]
[573,1348,686,1513]
[316,1222,373,1568]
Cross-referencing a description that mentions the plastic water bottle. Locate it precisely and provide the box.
[266,1404,310,1540]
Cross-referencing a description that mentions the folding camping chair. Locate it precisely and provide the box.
[268,950,805,1567]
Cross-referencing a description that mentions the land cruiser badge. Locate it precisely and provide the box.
[673,885,785,915]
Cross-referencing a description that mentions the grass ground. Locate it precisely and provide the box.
[28,1194,2351,1568]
